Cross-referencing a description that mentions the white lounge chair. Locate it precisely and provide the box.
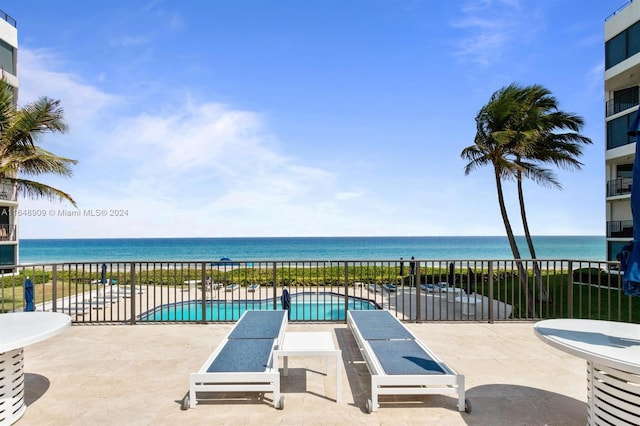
[225,284,239,292]
[420,282,465,296]
[184,310,287,410]
[348,310,470,413]
[247,284,260,292]
[368,284,382,293]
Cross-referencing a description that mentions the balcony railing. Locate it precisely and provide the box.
[0,181,17,201]
[607,177,633,197]
[0,8,16,27]
[608,220,634,238]
[606,97,640,117]
[0,224,16,241]
[1,259,638,324]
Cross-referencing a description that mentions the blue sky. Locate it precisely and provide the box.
[9,0,624,238]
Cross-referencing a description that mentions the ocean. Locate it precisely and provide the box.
[18,235,606,264]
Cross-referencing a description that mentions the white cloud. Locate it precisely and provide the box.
[18,49,123,132]
[450,0,540,66]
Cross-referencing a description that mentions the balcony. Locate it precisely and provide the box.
[606,96,639,117]
[0,181,17,202]
[0,224,16,241]
[608,220,633,238]
[607,177,633,196]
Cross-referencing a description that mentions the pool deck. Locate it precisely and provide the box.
[18,321,588,425]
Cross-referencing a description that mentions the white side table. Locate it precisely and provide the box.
[534,319,640,426]
[0,312,71,425]
[273,331,342,403]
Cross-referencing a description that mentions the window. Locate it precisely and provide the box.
[609,240,630,262]
[607,112,636,149]
[606,20,640,69]
[0,244,14,266]
[0,39,15,75]
[617,164,633,179]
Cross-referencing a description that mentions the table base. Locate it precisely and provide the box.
[587,361,640,426]
[0,348,25,425]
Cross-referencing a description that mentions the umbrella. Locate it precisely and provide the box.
[101,263,108,285]
[281,288,291,320]
[448,263,455,287]
[24,277,35,312]
[617,118,640,296]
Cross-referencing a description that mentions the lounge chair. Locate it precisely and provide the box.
[420,282,465,296]
[382,283,397,292]
[368,284,382,293]
[184,310,287,410]
[225,284,239,292]
[247,284,260,292]
[347,310,470,413]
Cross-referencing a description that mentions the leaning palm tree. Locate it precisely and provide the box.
[509,85,592,306]
[461,83,552,317]
[510,85,592,263]
[0,79,77,206]
[461,83,528,260]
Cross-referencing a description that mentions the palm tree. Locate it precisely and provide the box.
[0,79,77,206]
[462,83,592,316]
[508,85,592,305]
[461,83,527,260]
[510,85,592,263]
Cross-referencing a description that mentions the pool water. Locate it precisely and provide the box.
[139,292,377,321]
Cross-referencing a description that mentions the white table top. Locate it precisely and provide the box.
[534,319,640,374]
[0,312,71,352]
[278,331,338,354]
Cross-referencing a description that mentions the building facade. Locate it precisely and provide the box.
[0,9,18,269]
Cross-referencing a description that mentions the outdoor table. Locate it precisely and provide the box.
[534,319,640,426]
[273,331,342,402]
[0,312,71,425]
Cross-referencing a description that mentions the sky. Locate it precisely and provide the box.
[5,0,627,238]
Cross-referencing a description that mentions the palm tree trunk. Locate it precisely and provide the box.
[495,169,534,317]
[517,172,549,307]
[494,169,521,258]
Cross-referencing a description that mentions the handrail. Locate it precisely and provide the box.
[0,8,16,27]
[1,258,636,325]
[606,0,633,22]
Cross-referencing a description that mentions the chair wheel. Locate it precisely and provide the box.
[366,399,372,413]
[464,398,472,413]
[275,396,284,410]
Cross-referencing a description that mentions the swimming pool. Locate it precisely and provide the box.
[139,292,378,321]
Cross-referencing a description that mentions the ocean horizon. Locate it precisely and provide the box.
[18,235,607,264]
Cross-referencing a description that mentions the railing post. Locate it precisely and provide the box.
[567,261,573,319]
[415,261,421,323]
[343,261,349,322]
[201,262,207,323]
[487,262,494,324]
[129,262,136,325]
[272,262,277,310]
[51,265,57,312]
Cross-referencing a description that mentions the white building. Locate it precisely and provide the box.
[0,8,18,270]
[605,1,640,262]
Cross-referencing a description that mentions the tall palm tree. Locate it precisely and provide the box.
[461,83,529,260]
[462,83,592,316]
[0,79,77,206]
[510,85,592,263]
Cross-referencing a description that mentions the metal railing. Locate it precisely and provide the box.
[607,177,633,197]
[0,9,16,27]
[607,220,634,238]
[606,96,639,118]
[2,259,638,324]
[0,224,16,241]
